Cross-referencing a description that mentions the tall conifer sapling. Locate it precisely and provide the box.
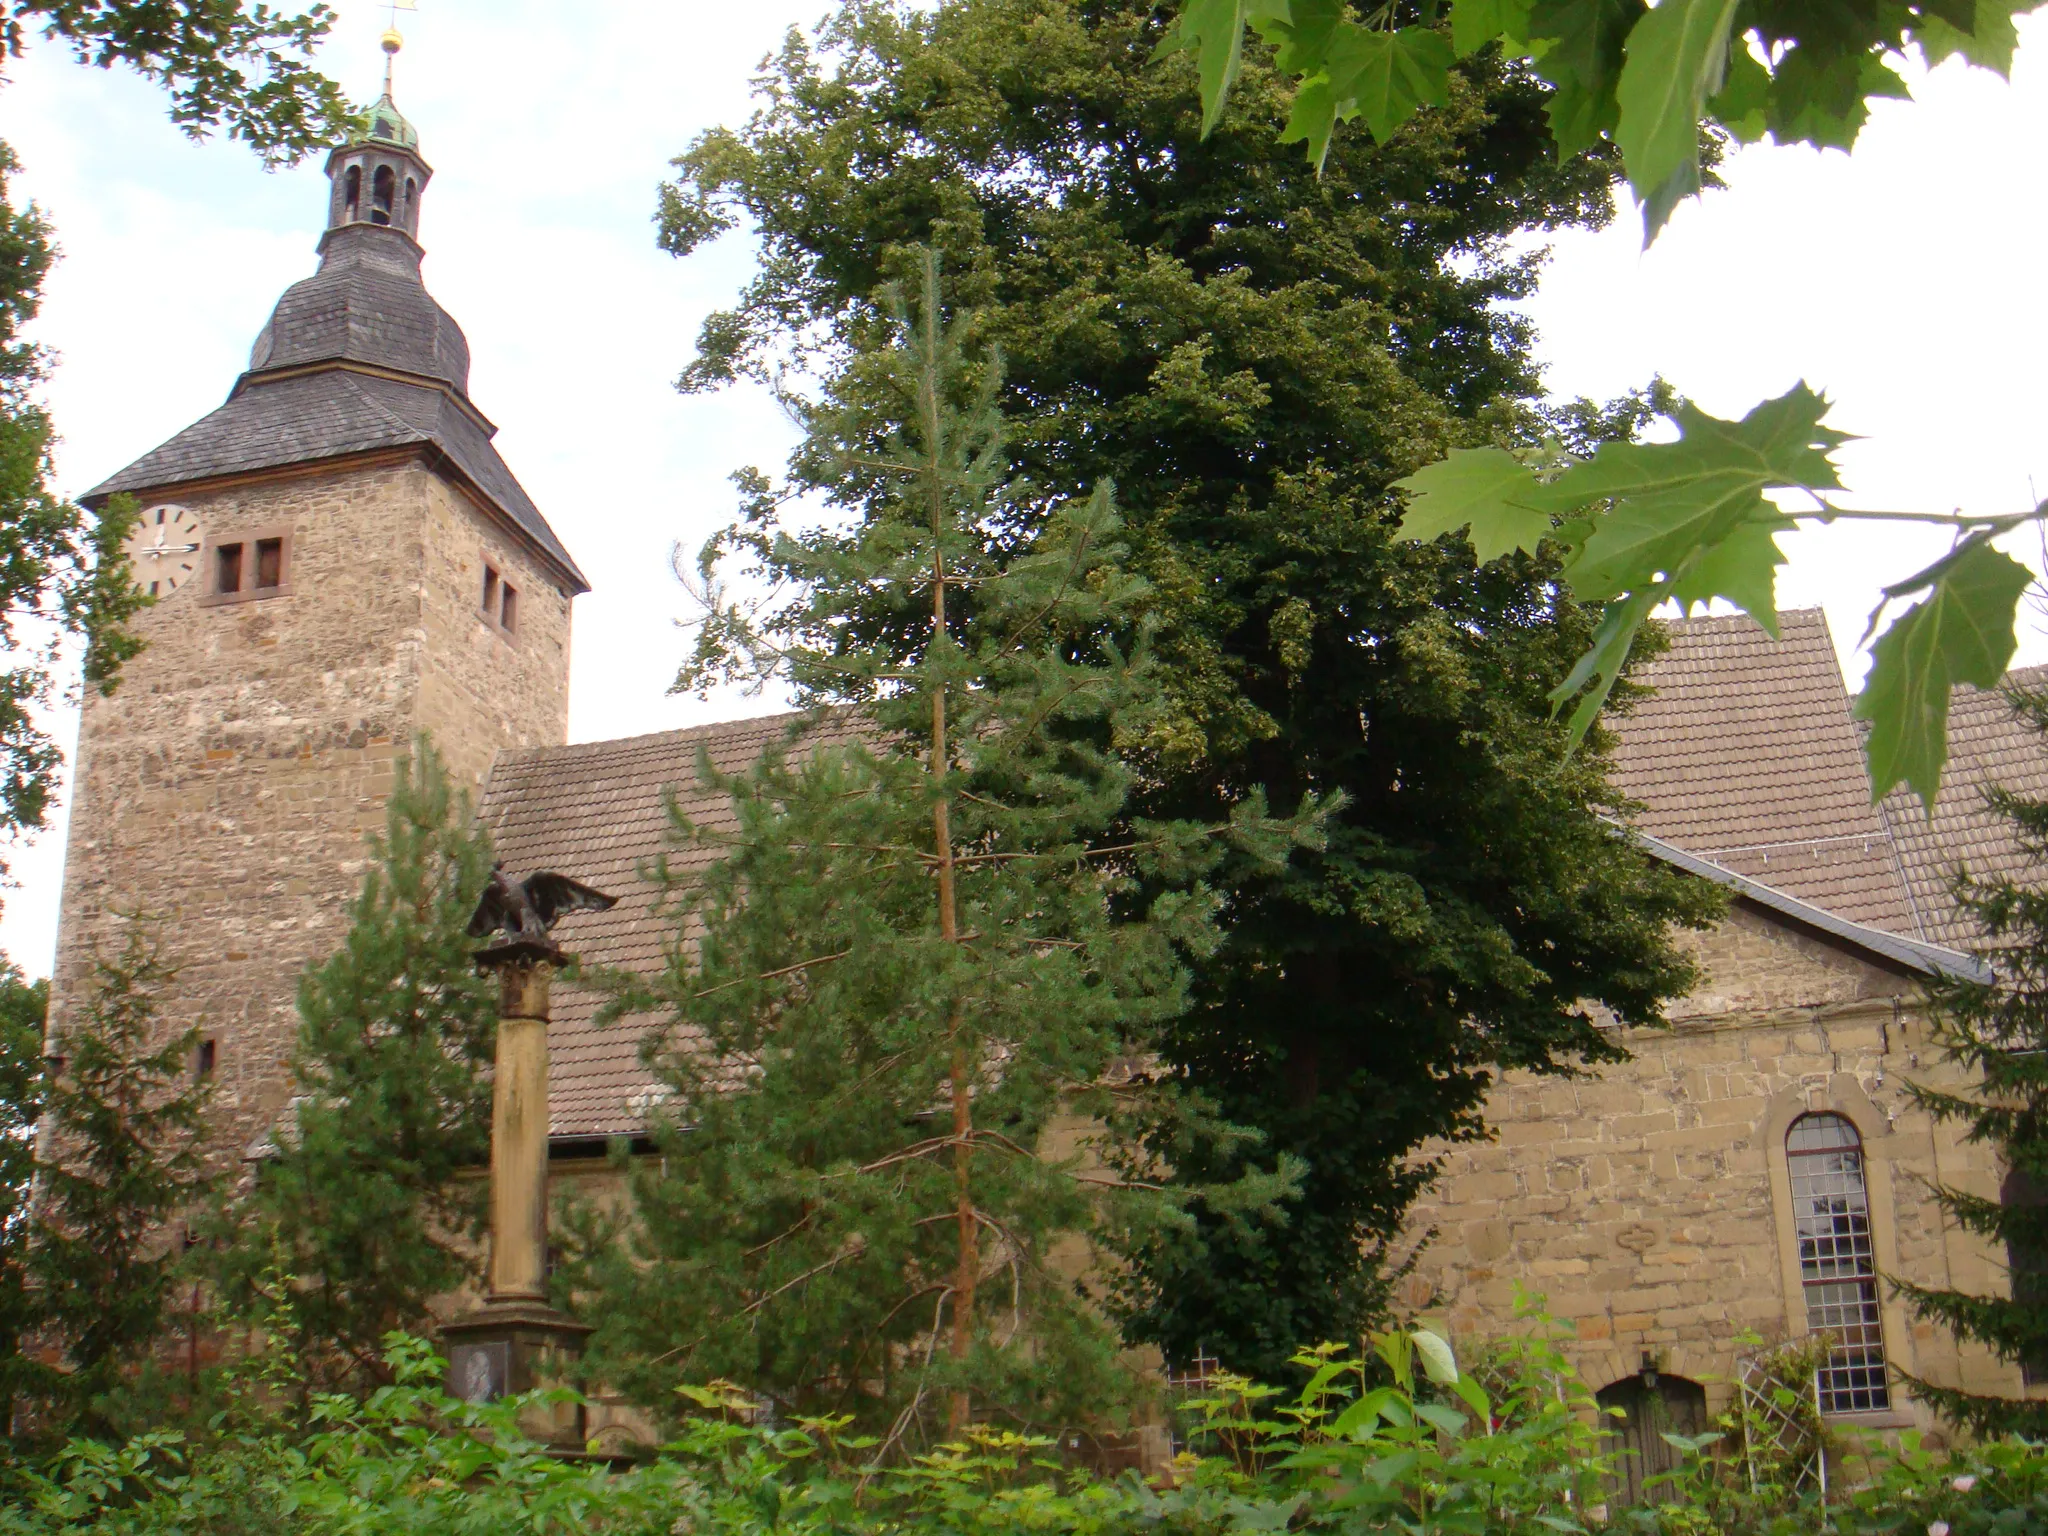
[1896,683,2048,1435]
[209,737,496,1393]
[579,254,1315,1444]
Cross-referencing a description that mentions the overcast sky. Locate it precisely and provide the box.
[0,0,2040,974]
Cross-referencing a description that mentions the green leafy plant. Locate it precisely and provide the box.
[1163,0,2047,808]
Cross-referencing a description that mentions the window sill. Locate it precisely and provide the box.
[197,584,293,609]
[1821,1408,1918,1430]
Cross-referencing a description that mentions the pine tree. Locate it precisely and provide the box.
[1895,683,2048,1435]
[208,737,496,1393]
[575,254,1309,1446]
[19,929,210,1437]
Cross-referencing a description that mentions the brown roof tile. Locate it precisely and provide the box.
[480,709,854,1139]
[1878,666,2048,947]
[1608,609,1919,933]
[502,612,2041,1138]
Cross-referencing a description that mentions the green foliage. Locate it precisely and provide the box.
[204,738,497,1396]
[1891,681,2048,1436]
[1161,0,2034,240]
[0,961,45,1433]
[579,254,1311,1445]
[4,1,351,166]
[0,142,146,867]
[660,0,1715,1384]
[6,1323,2048,1533]
[0,4,345,894]
[1168,0,2048,810]
[12,927,211,1441]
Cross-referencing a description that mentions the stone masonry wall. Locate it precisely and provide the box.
[49,455,571,1167]
[1403,900,2022,1438]
[413,473,572,795]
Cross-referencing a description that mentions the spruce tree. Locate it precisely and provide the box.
[657,0,1714,1377]
[208,737,496,1393]
[576,254,1308,1445]
[1895,682,2048,1435]
[20,929,210,1437]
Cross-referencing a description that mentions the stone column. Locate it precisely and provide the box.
[440,939,590,1444]
[488,958,551,1301]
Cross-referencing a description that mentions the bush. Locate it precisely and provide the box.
[2,1325,2045,1534]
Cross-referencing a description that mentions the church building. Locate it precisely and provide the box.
[55,87,2048,1455]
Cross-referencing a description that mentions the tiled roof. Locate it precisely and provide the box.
[480,710,859,1139]
[1879,666,2048,948]
[1631,830,1992,982]
[1607,609,1919,933]
[498,611,2045,1140]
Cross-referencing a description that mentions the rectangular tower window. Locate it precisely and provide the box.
[199,528,293,607]
[499,581,518,635]
[194,1038,216,1080]
[481,564,499,617]
[215,542,243,595]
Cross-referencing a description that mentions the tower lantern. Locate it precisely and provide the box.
[325,30,429,237]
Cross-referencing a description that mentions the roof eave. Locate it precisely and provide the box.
[81,442,591,597]
[1622,824,1995,982]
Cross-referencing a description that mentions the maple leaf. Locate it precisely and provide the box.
[1392,448,1560,563]
[1856,537,2034,809]
[1154,0,1267,136]
[1614,0,1740,228]
[1449,0,1533,55]
[1325,23,1455,143]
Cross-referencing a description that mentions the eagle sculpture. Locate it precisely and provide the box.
[467,865,617,953]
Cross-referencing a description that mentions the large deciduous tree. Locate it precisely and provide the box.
[0,2,347,879]
[661,0,1716,1377]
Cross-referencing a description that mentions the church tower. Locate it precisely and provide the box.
[55,64,585,1160]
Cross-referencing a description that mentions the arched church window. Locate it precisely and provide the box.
[1787,1112,1891,1411]
[371,164,395,225]
[404,178,416,223]
[343,165,361,220]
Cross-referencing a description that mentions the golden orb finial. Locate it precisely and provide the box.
[381,27,403,55]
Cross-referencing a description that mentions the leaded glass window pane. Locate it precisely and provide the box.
[1788,1113,1891,1413]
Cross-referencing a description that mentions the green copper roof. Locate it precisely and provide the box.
[362,93,419,151]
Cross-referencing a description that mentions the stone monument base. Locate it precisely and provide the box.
[441,1298,594,1448]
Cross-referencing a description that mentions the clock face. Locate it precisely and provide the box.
[124,504,204,598]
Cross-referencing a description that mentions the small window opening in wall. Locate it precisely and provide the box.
[194,1039,216,1080]
[500,581,518,634]
[254,537,283,589]
[481,564,499,617]
[371,164,395,225]
[1788,1112,1892,1412]
[215,542,243,595]
[344,164,361,219]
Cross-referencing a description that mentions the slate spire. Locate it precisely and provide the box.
[84,44,588,593]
